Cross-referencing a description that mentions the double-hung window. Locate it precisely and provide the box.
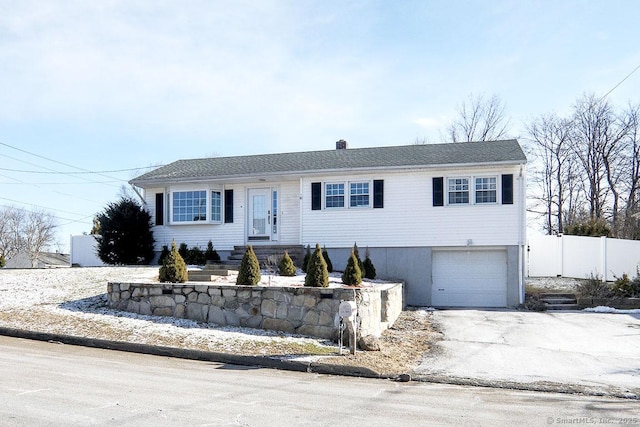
[448,178,469,204]
[475,177,497,204]
[173,190,207,222]
[325,183,345,208]
[210,191,222,222]
[349,182,370,207]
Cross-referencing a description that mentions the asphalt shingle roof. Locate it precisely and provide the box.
[131,139,526,186]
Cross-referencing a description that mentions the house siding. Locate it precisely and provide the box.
[145,181,301,251]
[300,165,523,248]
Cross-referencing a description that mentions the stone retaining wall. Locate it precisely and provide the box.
[577,297,640,309]
[107,282,403,339]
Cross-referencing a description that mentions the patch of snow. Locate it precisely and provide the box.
[584,306,640,314]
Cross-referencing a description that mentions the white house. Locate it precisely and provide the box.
[130,139,527,308]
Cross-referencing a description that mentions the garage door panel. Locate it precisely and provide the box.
[432,250,507,307]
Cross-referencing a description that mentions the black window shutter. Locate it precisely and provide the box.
[432,177,444,206]
[502,174,514,205]
[224,189,234,223]
[311,182,321,210]
[373,180,384,208]
[155,193,164,226]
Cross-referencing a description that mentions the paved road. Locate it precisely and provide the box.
[0,336,638,427]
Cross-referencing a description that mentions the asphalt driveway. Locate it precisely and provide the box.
[415,310,640,394]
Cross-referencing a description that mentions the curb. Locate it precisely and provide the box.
[1,327,638,400]
[0,327,379,378]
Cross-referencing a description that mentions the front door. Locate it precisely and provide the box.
[248,188,273,241]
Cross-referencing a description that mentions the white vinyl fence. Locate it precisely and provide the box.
[527,234,640,281]
[70,235,106,267]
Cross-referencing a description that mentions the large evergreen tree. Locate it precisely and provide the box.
[95,197,155,265]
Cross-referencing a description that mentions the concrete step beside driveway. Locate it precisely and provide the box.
[539,293,578,310]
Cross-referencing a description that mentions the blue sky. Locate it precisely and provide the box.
[1,0,639,251]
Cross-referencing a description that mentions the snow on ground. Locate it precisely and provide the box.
[0,267,336,355]
[525,276,583,291]
[584,306,640,314]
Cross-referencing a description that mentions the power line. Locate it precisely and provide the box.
[0,196,95,219]
[599,62,640,101]
[0,165,162,174]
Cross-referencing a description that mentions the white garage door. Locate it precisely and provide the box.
[432,250,507,307]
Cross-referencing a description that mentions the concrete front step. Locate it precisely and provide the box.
[229,245,305,265]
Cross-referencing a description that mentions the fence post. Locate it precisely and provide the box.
[601,236,607,282]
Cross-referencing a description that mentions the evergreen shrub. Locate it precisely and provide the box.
[302,244,312,272]
[279,251,297,276]
[159,241,188,283]
[236,245,261,286]
[305,244,329,287]
[342,249,362,286]
[322,246,333,273]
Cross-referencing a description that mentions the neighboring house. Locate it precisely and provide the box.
[130,139,527,308]
[5,251,70,269]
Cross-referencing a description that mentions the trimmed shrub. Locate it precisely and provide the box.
[205,240,220,262]
[363,247,376,280]
[302,244,312,272]
[158,245,170,265]
[322,246,333,273]
[159,241,187,283]
[279,251,297,276]
[178,243,189,261]
[342,249,362,286]
[305,244,329,287]
[0,254,5,268]
[352,242,365,273]
[236,245,261,286]
[187,246,206,265]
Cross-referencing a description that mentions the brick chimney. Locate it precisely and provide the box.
[336,139,348,150]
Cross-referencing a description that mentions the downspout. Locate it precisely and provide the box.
[518,165,525,305]
[130,184,146,206]
[299,178,304,246]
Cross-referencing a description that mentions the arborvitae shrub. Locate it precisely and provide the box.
[205,240,220,262]
[159,241,188,283]
[178,243,188,260]
[279,251,297,276]
[158,245,170,265]
[236,245,261,286]
[302,244,312,272]
[322,246,333,273]
[305,244,329,288]
[0,255,5,268]
[342,250,362,286]
[188,246,206,265]
[352,242,364,273]
[363,247,376,279]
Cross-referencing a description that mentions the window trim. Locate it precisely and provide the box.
[447,177,470,205]
[349,181,371,208]
[324,182,346,209]
[322,180,375,209]
[170,189,208,224]
[446,175,500,206]
[168,187,226,225]
[210,190,222,223]
[474,176,498,204]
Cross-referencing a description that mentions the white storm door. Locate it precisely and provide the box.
[248,188,271,241]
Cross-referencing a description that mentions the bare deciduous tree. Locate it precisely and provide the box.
[0,206,25,261]
[446,93,511,142]
[0,206,57,266]
[526,113,574,234]
[21,209,57,267]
